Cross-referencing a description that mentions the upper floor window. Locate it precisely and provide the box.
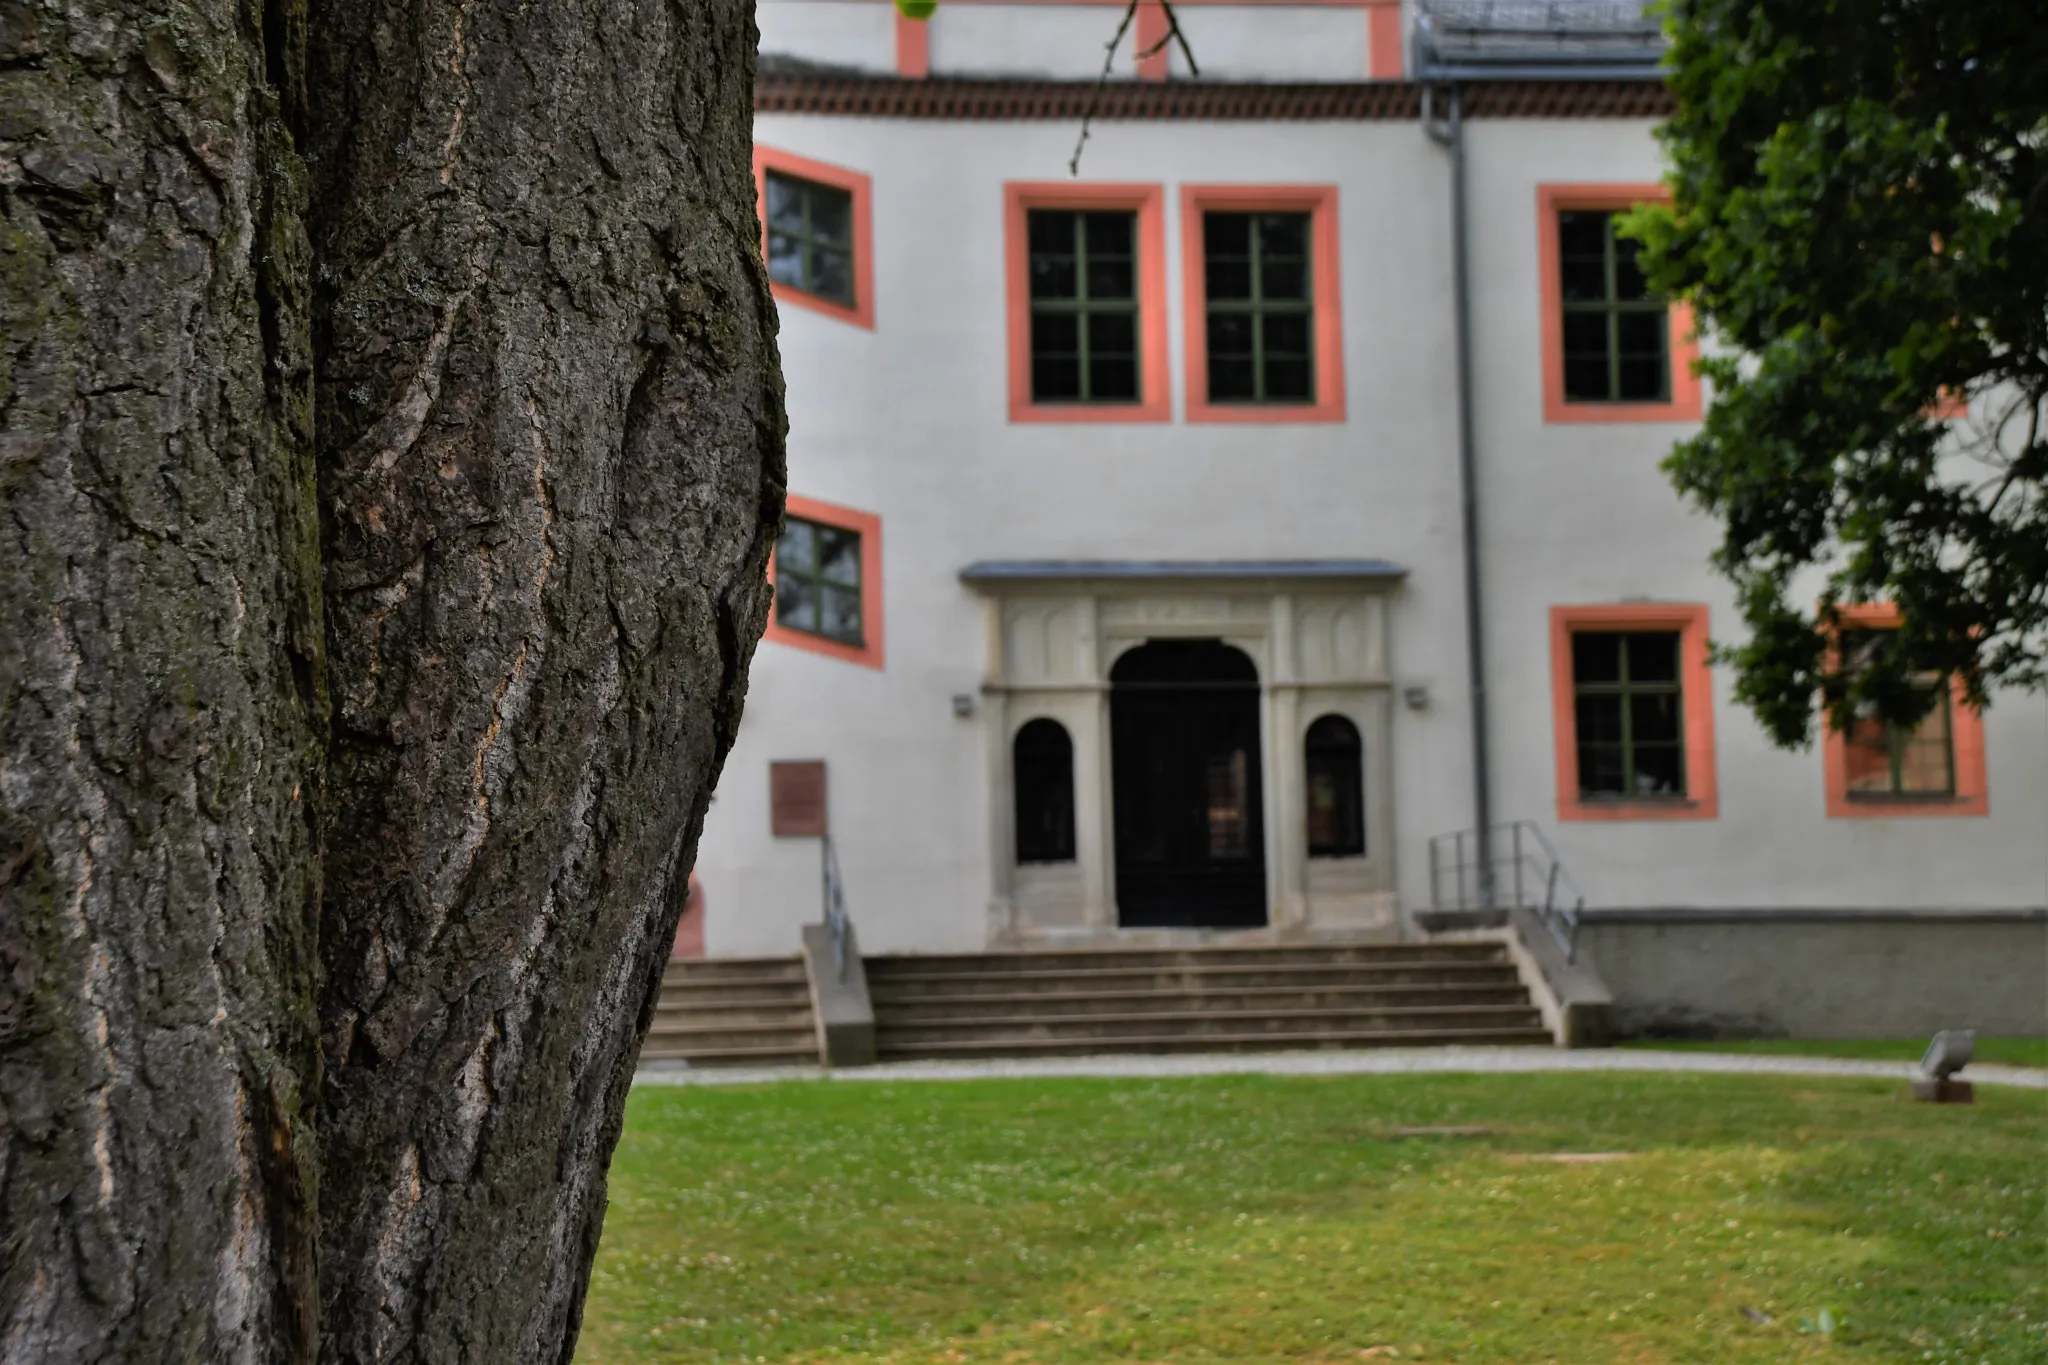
[1027,209,1141,404]
[766,171,855,308]
[775,515,864,647]
[1558,210,1668,404]
[755,148,874,330]
[1838,631,1956,800]
[1182,185,1345,424]
[1537,185,1701,424]
[1203,211,1315,404]
[1304,714,1365,857]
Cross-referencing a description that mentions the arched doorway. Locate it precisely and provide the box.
[1110,639,1267,928]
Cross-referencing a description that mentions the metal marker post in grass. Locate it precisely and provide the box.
[1912,1029,1975,1104]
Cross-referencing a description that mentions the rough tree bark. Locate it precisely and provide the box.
[305,1,780,1359]
[1,0,782,1359]
[2,0,324,1357]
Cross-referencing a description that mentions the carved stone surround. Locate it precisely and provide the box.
[962,562,1406,946]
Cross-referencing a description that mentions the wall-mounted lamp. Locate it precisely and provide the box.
[950,693,976,718]
[1402,685,1431,712]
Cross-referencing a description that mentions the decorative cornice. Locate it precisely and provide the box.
[754,75,1673,121]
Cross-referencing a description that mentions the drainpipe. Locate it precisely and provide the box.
[1423,83,1494,907]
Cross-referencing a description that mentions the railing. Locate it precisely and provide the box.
[820,833,852,982]
[1427,820,1587,962]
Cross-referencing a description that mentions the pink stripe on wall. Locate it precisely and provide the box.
[895,12,930,78]
[1366,0,1403,80]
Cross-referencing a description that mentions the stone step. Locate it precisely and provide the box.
[638,1041,821,1067]
[866,943,1509,976]
[875,1025,1555,1060]
[875,1003,1543,1046]
[871,982,1534,1021]
[661,955,807,985]
[656,980,814,1007]
[654,1002,819,1027]
[867,961,1523,997]
[645,1019,819,1050]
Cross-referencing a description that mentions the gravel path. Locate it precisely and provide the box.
[635,1046,2048,1090]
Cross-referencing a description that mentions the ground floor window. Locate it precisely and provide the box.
[763,494,884,669]
[1548,603,1718,821]
[1013,719,1076,863]
[1304,714,1364,856]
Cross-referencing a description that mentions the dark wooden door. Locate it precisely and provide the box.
[1110,640,1267,928]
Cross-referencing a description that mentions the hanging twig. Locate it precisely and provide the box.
[1068,1,1200,177]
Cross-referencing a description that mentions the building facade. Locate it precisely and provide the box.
[693,0,2047,1036]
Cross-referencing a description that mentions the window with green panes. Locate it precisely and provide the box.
[1558,209,1669,403]
[1839,631,1956,798]
[775,516,863,647]
[1027,209,1140,403]
[1204,211,1314,404]
[1572,631,1686,798]
[765,171,855,307]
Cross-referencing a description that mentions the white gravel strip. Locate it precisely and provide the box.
[635,1046,2048,1090]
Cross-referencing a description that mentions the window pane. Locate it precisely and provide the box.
[1616,310,1666,355]
[808,184,852,246]
[1572,633,1622,685]
[1632,744,1684,796]
[775,574,817,632]
[777,519,816,574]
[1204,212,1251,257]
[1843,715,1894,793]
[1626,632,1680,682]
[1029,253,1076,301]
[1257,213,1308,259]
[1578,744,1626,795]
[1206,258,1253,300]
[1207,313,1254,358]
[817,526,860,586]
[820,585,862,644]
[765,174,804,232]
[1087,257,1135,300]
[1575,693,1623,746]
[1262,312,1311,356]
[1264,357,1312,401]
[1261,258,1308,301]
[1613,234,1650,300]
[1083,211,1133,257]
[1032,357,1081,401]
[1559,211,1608,260]
[1027,209,1072,257]
[1209,356,1256,401]
[811,247,853,305]
[1014,719,1076,864]
[1618,355,1667,402]
[767,232,804,289]
[1630,691,1682,746]
[1560,254,1608,303]
[1563,311,1611,355]
[1031,312,1079,354]
[1898,694,1954,793]
[1563,356,1611,402]
[1088,355,1138,401]
[1087,311,1136,355]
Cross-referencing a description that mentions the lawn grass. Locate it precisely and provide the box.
[578,1072,2045,1364]
[1617,1036,2048,1069]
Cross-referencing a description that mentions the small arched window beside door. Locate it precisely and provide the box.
[1014,718,1076,863]
[1305,713,1365,857]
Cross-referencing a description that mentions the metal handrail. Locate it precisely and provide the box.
[821,833,852,982]
[1428,819,1587,961]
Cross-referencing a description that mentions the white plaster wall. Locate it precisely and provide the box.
[1165,8,1372,82]
[699,109,2048,959]
[757,0,897,73]
[927,6,1114,80]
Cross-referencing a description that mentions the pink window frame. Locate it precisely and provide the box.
[1549,603,1719,822]
[895,11,929,77]
[1821,603,1988,819]
[1181,184,1347,425]
[1537,184,1703,424]
[1004,181,1171,424]
[764,493,886,671]
[754,146,876,331]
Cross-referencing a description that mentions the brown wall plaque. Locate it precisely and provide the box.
[769,760,828,838]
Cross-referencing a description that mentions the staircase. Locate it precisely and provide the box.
[865,942,1550,1060]
[641,956,821,1066]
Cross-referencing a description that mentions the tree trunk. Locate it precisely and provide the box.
[304,0,781,1359]
[1,1,325,1359]
[3,0,781,1358]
